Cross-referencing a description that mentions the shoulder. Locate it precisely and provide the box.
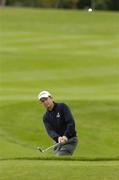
[57,102,69,110]
[43,111,48,122]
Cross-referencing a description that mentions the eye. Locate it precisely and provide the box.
[40,98,48,102]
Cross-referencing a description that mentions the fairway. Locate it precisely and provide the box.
[0,8,119,180]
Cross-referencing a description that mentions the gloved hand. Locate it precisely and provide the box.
[58,136,68,144]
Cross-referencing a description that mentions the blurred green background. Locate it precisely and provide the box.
[0,7,119,180]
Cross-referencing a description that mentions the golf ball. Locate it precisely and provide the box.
[88,8,93,12]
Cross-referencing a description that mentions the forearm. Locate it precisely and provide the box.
[44,122,59,142]
[64,123,75,138]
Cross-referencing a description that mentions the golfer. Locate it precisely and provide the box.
[38,90,78,156]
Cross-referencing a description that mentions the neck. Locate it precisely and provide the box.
[47,102,54,111]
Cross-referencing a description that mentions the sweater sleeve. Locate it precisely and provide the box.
[43,115,59,142]
[62,104,76,139]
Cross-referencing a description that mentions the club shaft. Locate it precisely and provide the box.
[43,143,59,152]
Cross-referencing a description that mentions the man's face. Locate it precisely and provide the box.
[40,97,54,110]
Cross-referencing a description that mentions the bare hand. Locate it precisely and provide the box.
[58,136,68,144]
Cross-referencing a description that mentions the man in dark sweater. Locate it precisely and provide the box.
[38,90,78,156]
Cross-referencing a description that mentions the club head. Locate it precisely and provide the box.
[37,147,44,153]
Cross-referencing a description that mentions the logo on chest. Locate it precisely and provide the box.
[56,112,60,118]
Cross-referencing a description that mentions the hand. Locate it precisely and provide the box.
[58,136,64,144]
[62,136,68,143]
[58,136,68,144]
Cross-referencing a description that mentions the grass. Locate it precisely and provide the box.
[1,160,119,180]
[0,7,119,180]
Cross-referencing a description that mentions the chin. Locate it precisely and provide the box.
[47,105,52,110]
[46,104,49,108]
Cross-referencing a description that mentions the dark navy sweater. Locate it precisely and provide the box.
[43,102,77,142]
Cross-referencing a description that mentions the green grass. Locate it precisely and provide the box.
[0,8,119,180]
[1,160,119,180]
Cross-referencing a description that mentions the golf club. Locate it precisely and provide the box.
[37,142,60,153]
